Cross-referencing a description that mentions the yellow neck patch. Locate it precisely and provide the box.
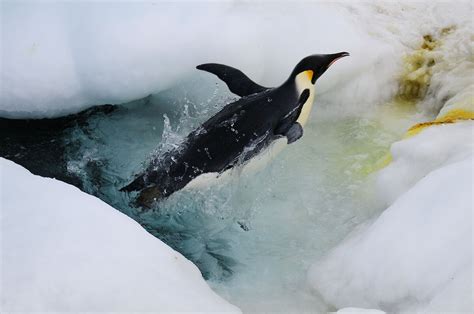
[305,70,314,81]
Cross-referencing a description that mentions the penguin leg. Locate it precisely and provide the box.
[135,185,162,209]
[285,122,303,144]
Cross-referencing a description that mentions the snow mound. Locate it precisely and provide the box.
[0,158,240,312]
[308,123,473,312]
[376,121,473,205]
[308,5,473,309]
[0,2,395,118]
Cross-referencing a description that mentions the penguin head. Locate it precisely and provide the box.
[289,52,350,85]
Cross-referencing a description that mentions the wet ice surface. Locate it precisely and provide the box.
[63,76,414,312]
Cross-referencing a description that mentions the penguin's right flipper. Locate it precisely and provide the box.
[284,123,303,144]
[196,63,268,97]
[274,89,309,143]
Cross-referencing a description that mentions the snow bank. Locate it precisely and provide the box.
[309,155,472,312]
[376,121,473,205]
[418,8,473,116]
[1,1,469,118]
[308,121,473,312]
[307,3,472,311]
[0,158,240,312]
[0,2,395,118]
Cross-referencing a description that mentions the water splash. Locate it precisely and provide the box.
[58,71,417,310]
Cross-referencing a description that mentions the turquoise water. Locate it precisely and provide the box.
[63,74,403,310]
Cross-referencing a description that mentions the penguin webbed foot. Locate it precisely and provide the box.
[133,185,163,210]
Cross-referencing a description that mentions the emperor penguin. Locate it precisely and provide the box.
[121,52,349,207]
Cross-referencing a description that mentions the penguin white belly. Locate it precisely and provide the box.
[183,137,288,190]
[296,91,315,126]
[184,71,315,192]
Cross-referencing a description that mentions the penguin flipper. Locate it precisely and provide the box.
[196,63,268,97]
[274,89,309,143]
[285,123,303,144]
[275,120,303,144]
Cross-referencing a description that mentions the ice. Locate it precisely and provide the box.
[307,2,473,312]
[309,155,473,312]
[0,158,239,312]
[308,100,473,312]
[417,8,473,116]
[1,2,395,118]
[376,121,473,205]
[1,1,473,312]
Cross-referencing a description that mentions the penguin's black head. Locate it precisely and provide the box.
[289,52,350,84]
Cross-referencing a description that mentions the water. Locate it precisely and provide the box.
[51,73,417,311]
[0,73,416,310]
[0,1,470,310]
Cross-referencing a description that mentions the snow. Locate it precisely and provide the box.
[1,1,473,312]
[0,2,395,118]
[0,158,240,312]
[336,2,473,117]
[308,124,473,312]
[419,10,473,116]
[306,3,473,312]
[376,121,473,205]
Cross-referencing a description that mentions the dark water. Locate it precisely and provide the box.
[0,77,248,279]
[0,105,116,188]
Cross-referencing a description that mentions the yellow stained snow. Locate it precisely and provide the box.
[370,27,474,172]
[406,108,474,137]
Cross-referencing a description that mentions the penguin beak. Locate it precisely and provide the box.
[309,52,350,84]
[327,52,350,67]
